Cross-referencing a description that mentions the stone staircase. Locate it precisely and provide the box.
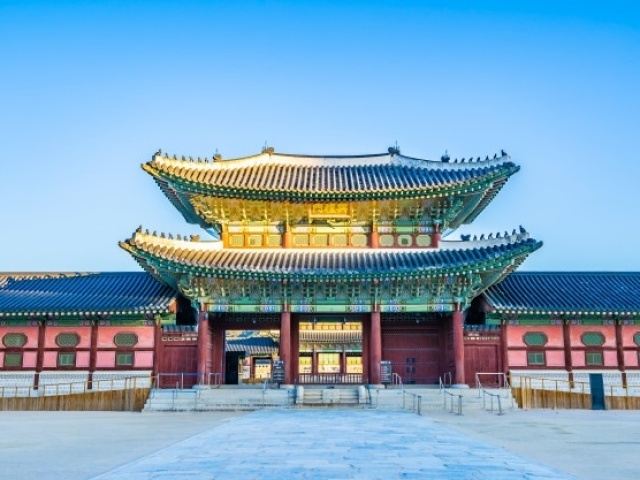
[296,386,365,407]
[143,385,517,413]
[371,387,518,413]
[143,386,294,412]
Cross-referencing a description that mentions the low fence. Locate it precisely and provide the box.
[511,375,640,410]
[0,376,151,411]
[297,373,363,384]
[155,373,222,389]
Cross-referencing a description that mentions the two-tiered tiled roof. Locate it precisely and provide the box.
[120,230,542,281]
[0,272,175,317]
[143,150,519,228]
[485,272,640,315]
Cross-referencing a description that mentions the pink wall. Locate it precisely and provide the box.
[604,350,618,367]
[0,327,39,348]
[76,351,90,368]
[624,351,639,367]
[135,351,154,368]
[508,350,527,367]
[571,351,585,367]
[570,325,615,348]
[43,351,59,368]
[44,327,91,348]
[96,326,154,348]
[0,351,36,368]
[23,351,37,368]
[546,350,566,367]
[96,351,115,368]
[507,326,564,348]
[622,327,640,347]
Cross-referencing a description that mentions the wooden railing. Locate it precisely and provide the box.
[511,375,640,410]
[0,376,152,411]
[297,373,363,384]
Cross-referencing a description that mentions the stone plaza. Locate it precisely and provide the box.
[2,408,638,479]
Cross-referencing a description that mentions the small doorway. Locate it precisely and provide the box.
[225,352,244,385]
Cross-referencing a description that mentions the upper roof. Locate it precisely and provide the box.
[484,272,640,315]
[120,229,541,282]
[0,272,176,317]
[143,149,519,226]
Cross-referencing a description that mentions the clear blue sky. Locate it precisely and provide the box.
[1,1,639,272]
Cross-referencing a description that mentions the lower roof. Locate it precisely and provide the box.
[0,272,176,317]
[2,271,639,318]
[484,272,640,315]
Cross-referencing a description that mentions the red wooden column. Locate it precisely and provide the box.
[88,318,99,390]
[34,318,46,390]
[563,319,573,383]
[280,310,292,383]
[615,319,627,387]
[291,315,300,380]
[197,311,210,384]
[501,322,510,375]
[211,324,225,383]
[370,311,382,384]
[152,317,163,378]
[451,307,466,385]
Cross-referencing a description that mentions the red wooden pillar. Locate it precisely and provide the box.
[291,315,299,381]
[211,324,225,383]
[563,320,573,383]
[452,308,466,385]
[197,311,209,384]
[370,311,382,384]
[34,318,46,390]
[501,322,509,375]
[615,320,627,387]
[88,318,99,390]
[280,311,292,383]
[341,349,347,374]
[152,317,163,378]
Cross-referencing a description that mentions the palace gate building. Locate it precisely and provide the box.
[2,147,640,389]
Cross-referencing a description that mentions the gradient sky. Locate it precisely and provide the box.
[1,1,639,272]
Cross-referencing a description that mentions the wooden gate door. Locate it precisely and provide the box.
[382,328,440,384]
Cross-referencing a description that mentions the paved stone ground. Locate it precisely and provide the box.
[92,410,572,480]
[427,408,640,480]
[0,411,244,480]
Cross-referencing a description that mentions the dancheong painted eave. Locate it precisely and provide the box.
[119,229,542,282]
[142,148,519,228]
[484,272,640,316]
[0,272,176,317]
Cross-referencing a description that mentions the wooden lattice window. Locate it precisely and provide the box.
[633,332,640,346]
[2,333,27,348]
[527,351,546,366]
[115,352,134,366]
[523,332,548,346]
[4,352,23,367]
[581,332,605,346]
[57,352,76,367]
[56,333,80,347]
[586,351,604,366]
[114,333,138,347]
